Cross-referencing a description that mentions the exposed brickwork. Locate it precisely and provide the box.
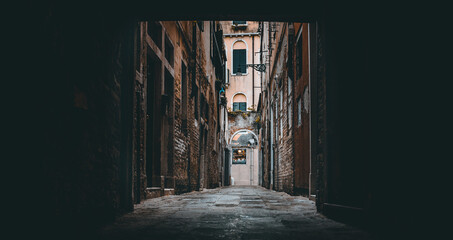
[130,21,227,198]
[259,23,295,195]
[293,23,311,196]
[30,6,414,238]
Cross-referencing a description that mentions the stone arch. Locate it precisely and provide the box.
[229,129,258,148]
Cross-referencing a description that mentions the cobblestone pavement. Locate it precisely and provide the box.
[97,186,375,240]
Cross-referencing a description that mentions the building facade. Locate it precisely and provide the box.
[221,21,262,186]
[258,19,379,230]
[259,21,318,197]
[132,21,228,202]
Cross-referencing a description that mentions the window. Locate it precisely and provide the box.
[279,89,283,138]
[233,21,247,25]
[232,149,246,164]
[181,62,188,132]
[165,34,174,67]
[226,69,230,84]
[233,94,247,111]
[288,77,292,96]
[288,100,292,129]
[232,40,247,74]
[233,49,246,74]
[275,101,279,140]
[296,38,303,79]
[147,22,162,50]
[233,102,247,111]
[303,86,309,113]
[193,85,199,119]
[197,21,204,32]
[288,77,293,130]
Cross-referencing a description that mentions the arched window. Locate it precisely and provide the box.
[232,93,247,111]
[232,40,247,74]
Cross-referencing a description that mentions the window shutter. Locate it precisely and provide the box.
[233,102,239,111]
[239,102,247,111]
[233,49,246,74]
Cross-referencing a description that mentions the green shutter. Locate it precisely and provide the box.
[233,102,239,111]
[233,49,246,74]
[239,102,247,111]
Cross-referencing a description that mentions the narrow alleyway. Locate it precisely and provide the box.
[97,186,373,240]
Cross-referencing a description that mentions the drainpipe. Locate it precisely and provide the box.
[252,35,255,108]
[250,148,254,185]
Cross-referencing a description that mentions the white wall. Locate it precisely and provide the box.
[231,147,259,185]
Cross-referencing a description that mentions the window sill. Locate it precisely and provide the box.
[231,73,249,76]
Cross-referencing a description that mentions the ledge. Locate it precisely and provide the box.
[322,203,365,227]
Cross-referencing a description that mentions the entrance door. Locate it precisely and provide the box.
[224,149,230,186]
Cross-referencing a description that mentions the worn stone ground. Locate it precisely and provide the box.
[97,186,375,240]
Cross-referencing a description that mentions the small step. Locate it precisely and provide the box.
[164,188,175,196]
[145,187,175,199]
[145,187,162,199]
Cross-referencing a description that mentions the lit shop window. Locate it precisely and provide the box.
[233,149,246,164]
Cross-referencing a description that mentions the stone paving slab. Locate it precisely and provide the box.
[97,186,375,240]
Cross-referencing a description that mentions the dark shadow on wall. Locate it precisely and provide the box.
[20,1,424,239]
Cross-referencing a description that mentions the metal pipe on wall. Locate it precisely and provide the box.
[252,35,255,108]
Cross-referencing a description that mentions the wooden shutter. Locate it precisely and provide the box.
[239,102,247,111]
[233,102,239,111]
[233,49,246,74]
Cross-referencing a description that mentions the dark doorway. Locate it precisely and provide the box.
[162,69,175,189]
[224,148,230,186]
[146,48,162,188]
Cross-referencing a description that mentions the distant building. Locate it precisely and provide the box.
[221,21,262,186]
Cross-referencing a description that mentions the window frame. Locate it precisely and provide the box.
[232,148,247,164]
[231,40,248,75]
[232,21,247,26]
[232,49,247,74]
[288,77,293,131]
[232,93,247,111]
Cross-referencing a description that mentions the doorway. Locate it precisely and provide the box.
[146,48,162,188]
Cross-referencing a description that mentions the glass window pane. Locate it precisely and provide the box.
[232,148,246,164]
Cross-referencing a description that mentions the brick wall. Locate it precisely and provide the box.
[131,21,226,197]
[272,24,295,194]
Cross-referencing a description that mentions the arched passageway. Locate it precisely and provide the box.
[229,130,259,185]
